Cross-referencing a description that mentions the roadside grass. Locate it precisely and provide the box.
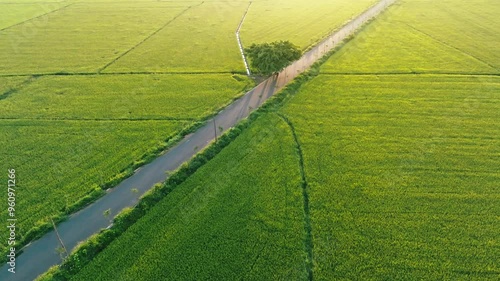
[280,74,500,279]
[67,114,307,281]
[321,0,500,74]
[0,1,190,75]
[102,1,248,73]
[240,0,377,50]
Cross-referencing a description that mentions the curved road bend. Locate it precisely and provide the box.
[1,0,395,280]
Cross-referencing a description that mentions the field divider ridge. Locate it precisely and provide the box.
[277,113,314,281]
[0,116,196,122]
[402,22,499,72]
[97,1,205,73]
[235,1,252,76]
[0,2,74,32]
[0,71,242,78]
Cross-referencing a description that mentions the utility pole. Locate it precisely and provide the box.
[213,118,218,143]
[51,218,68,259]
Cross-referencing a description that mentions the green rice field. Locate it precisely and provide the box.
[0,1,66,30]
[63,0,500,279]
[240,0,377,50]
[281,75,500,279]
[321,0,500,74]
[3,0,499,279]
[0,1,191,75]
[0,0,376,265]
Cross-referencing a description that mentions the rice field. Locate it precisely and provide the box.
[5,0,500,279]
[321,0,500,74]
[101,1,249,73]
[0,1,67,30]
[281,75,500,279]
[1,0,374,265]
[0,74,250,120]
[0,76,29,96]
[240,0,377,50]
[0,1,191,75]
[63,0,500,279]
[70,114,308,280]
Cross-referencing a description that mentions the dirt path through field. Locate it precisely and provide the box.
[0,1,396,280]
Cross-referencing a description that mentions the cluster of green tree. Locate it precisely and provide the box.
[245,41,302,76]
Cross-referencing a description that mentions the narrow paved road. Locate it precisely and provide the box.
[0,1,395,280]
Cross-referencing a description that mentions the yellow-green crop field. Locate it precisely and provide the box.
[71,114,308,280]
[101,1,248,73]
[322,0,500,74]
[282,75,500,279]
[1,1,191,74]
[0,0,377,265]
[65,0,499,279]
[240,0,378,50]
[1,74,250,120]
[0,1,66,30]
